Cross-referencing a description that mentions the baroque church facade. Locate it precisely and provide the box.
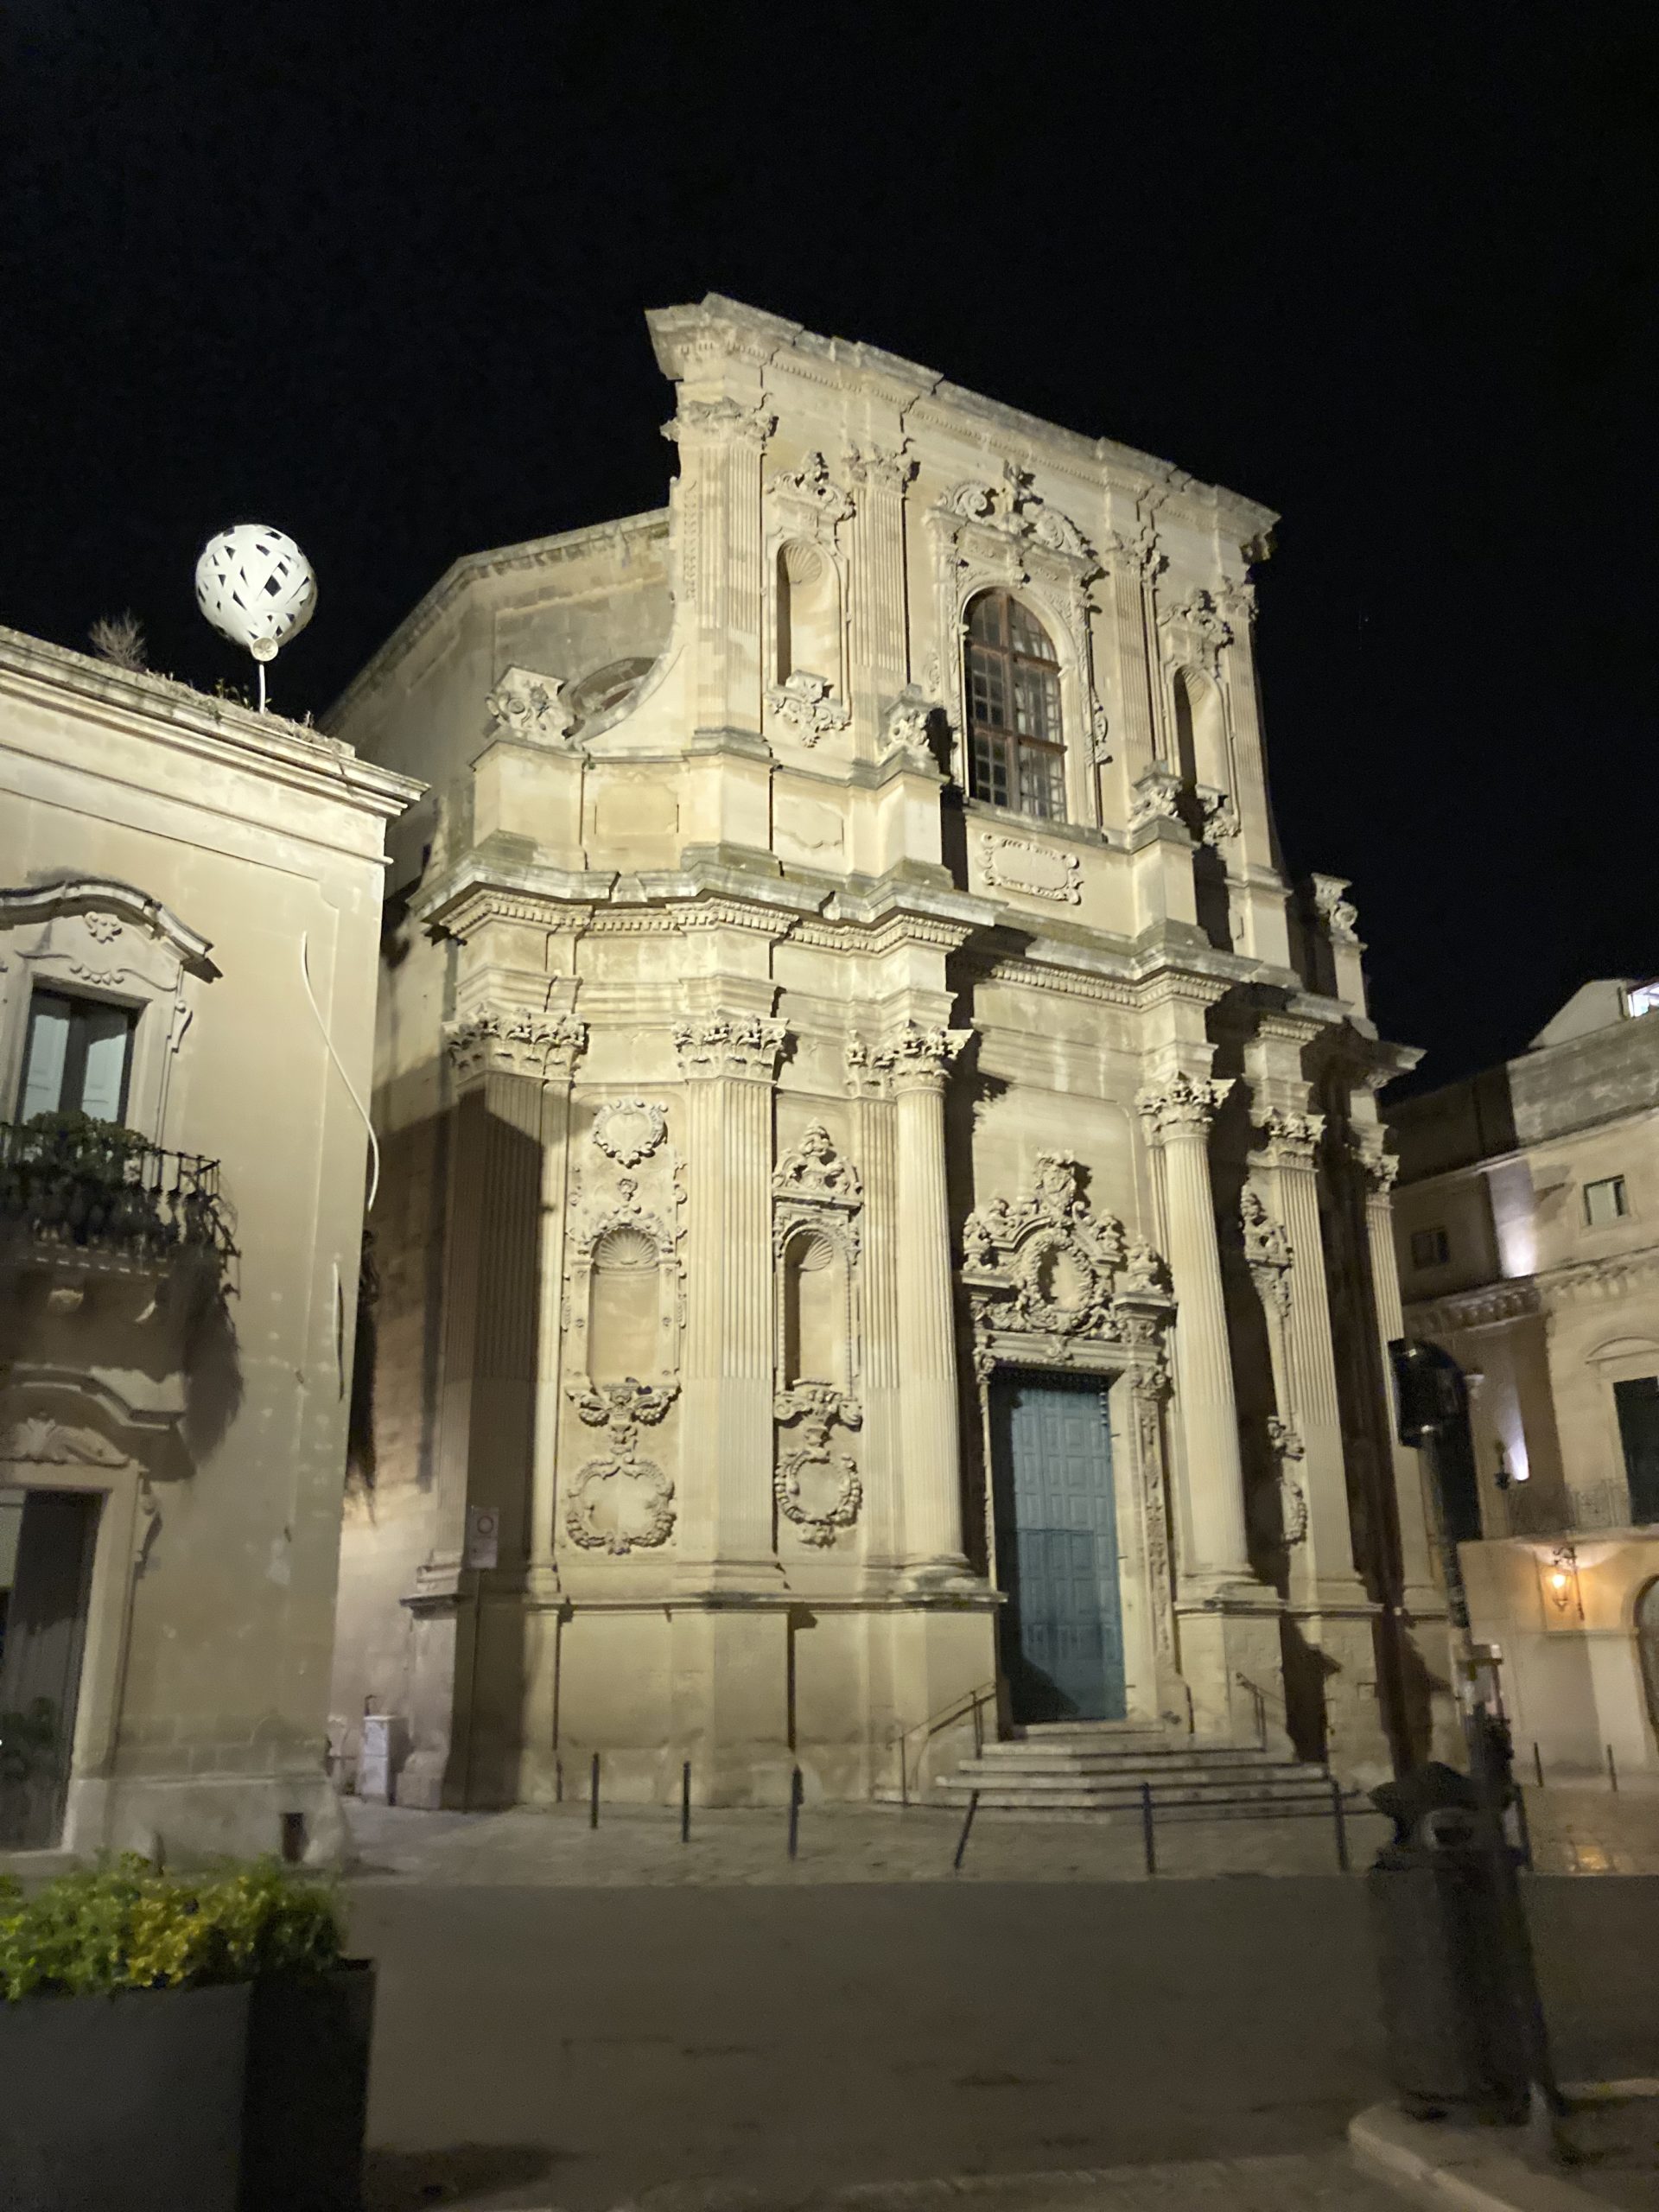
[325,296,1453,1808]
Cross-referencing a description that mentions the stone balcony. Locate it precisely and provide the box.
[0,1119,232,1437]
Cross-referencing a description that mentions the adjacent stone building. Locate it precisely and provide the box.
[326,295,1452,1808]
[1392,980,1659,1779]
[0,626,418,1860]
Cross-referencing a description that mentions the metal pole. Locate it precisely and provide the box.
[954,1790,979,1871]
[1512,1777,1534,1872]
[1533,1740,1544,1789]
[1330,1777,1350,1872]
[589,1751,600,1830]
[1140,1780,1156,1878]
[788,1766,803,1860]
[681,1761,691,1843]
[1607,1743,1618,1795]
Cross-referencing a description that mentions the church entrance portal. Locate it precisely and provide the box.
[990,1372,1126,1724]
[0,1486,100,1849]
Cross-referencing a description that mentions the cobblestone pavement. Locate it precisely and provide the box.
[346,1783,1659,1889]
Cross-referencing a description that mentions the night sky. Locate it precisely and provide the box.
[3,8,1654,1090]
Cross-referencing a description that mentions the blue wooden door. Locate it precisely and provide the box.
[993,1375,1125,1723]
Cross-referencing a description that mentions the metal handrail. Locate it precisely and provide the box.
[887,1681,1000,1805]
[0,1119,232,1263]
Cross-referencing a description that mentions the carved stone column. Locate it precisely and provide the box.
[664,397,774,736]
[1135,1071,1251,1590]
[674,1013,788,1585]
[847,1039,901,1575]
[1105,531,1161,785]
[846,442,915,742]
[400,1007,580,1809]
[1257,1111,1370,1609]
[529,1018,588,1584]
[878,1022,972,1583]
[1356,1140,1441,1608]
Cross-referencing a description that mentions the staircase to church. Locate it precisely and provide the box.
[933,1722,1338,1821]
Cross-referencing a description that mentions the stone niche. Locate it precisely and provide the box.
[772,1120,863,1550]
[561,1096,685,1558]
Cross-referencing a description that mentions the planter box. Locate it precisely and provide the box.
[240,1960,376,2212]
[0,1961,376,2212]
[0,1979,250,2212]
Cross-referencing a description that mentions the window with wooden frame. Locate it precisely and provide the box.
[964,591,1065,821]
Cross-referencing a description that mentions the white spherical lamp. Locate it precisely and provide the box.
[194,524,317,709]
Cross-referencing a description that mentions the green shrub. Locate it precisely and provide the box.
[0,1854,345,2001]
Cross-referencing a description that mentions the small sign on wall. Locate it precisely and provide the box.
[465,1504,500,1572]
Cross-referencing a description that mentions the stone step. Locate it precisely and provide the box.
[936,1780,1339,1816]
[955,1761,1316,1790]
[969,1744,1288,1770]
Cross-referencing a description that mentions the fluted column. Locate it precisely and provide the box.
[664,397,774,735]
[1356,1140,1440,1604]
[847,1039,902,1573]
[1258,1111,1368,1605]
[528,1018,588,1580]
[846,442,915,740]
[878,1022,972,1583]
[1136,1071,1251,1589]
[675,1013,787,1583]
[1105,529,1161,783]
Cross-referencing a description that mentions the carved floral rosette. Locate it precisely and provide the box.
[962,1153,1179,1657]
[559,1098,685,1556]
[772,1125,865,1548]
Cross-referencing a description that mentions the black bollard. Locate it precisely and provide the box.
[590,1751,601,1830]
[954,1790,979,1872]
[681,1761,691,1843]
[787,1766,803,1860]
[1140,1780,1156,1877]
[1331,1777,1350,1872]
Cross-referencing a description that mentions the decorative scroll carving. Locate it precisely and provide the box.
[767,449,855,525]
[1353,1136,1400,1195]
[773,1385,863,1548]
[944,464,1093,561]
[664,397,776,448]
[979,832,1084,906]
[765,670,851,745]
[0,1418,130,1468]
[446,1009,588,1084]
[1129,766,1185,825]
[1197,789,1240,845]
[673,1014,788,1082]
[1311,873,1360,944]
[1258,1109,1325,1166]
[486,665,576,746]
[882,690,943,770]
[593,1098,667,1167]
[1130,1367,1176,1657]
[774,1122,861,1210]
[565,1451,677,1554]
[1135,1071,1234,1142]
[1159,588,1233,677]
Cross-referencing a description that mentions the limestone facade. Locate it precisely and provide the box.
[327,295,1452,1808]
[1391,981,1659,1778]
[0,628,418,1862]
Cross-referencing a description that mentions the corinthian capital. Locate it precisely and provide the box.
[875,1023,972,1093]
[672,1014,788,1082]
[1135,1071,1234,1141]
[1259,1109,1325,1166]
[844,440,917,494]
[1353,1135,1400,1193]
[446,1007,588,1084]
[663,396,776,449]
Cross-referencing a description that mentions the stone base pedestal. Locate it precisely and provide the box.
[1285,1605,1394,1787]
[62,1766,349,1871]
[1175,1596,1289,1751]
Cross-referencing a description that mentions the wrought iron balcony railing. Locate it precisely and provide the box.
[0,1116,232,1268]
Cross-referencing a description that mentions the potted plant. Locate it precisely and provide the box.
[0,1855,375,2212]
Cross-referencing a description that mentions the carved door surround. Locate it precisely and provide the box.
[926,461,1106,826]
[0,877,218,1144]
[961,1152,1180,1704]
[560,1096,686,1557]
[772,1122,865,1548]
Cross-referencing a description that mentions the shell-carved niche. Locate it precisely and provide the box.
[562,1098,685,1556]
[772,1123,863,1548]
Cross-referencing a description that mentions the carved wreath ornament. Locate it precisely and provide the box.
[564,1379,678,1554]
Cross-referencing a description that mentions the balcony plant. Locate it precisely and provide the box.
[0,1854,374,2212]
[0,1109,228,1264]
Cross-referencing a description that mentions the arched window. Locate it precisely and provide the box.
[964,591,1065,820]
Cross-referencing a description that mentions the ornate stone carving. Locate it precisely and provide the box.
[1135,1071,1234,1141]
[773,1385,863,1548]
[774,1123,861,1208]
[1090,705,1113,766]
[1160,588,1233,675]
[874,1024,971,1093]
[0,1418,129,1467]
[486,665,576,746]
[979,832,1084,906]
[673,1014,788,1082]
[568,1376,680,1455]
[1130,1364,1176,1658]
[944,463,1093,561]
[1353,1137,1400,1194]
[844,442,916,493]
[593,1098,667,1167]
[767,449,855,524]
[1259,1109,1325,1166]
[1241,1187,1293,1316]
[766,670,851,746]
[664,397,776,448]
[962,1152,1173,1368]
[1311,873,1360,944]
[882,690,942,770]
[564,1451,676,1554]
[1130,766,1185,825]
[446,1008,587,1083]
[1198,789,1240,845]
